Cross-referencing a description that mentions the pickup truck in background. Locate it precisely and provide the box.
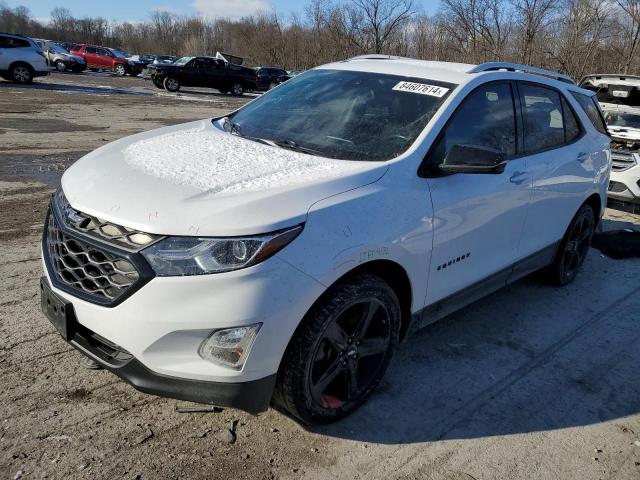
[147,53,257,95]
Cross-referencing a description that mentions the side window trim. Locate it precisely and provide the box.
[418,80,518,177]
[514,80,586,158]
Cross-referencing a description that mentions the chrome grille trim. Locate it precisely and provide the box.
[54,189,162,251]
[611,149,637,172]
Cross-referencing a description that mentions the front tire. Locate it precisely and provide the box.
[55,60,67,72]
[544,204,595,285]
[114,64,126,76]
[163,76,180,92]
[11,64,33,84]
[274,274,400,425]
[152,77,165,89]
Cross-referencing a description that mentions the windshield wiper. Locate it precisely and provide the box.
[271,139,322,156]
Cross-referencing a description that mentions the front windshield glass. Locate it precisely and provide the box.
[174,56,194,66]
[604,110,640,129]
[227,69,455,161]
[110,49,128,58]
[51,43,69,54]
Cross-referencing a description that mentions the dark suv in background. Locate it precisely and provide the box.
[255,66,290,91]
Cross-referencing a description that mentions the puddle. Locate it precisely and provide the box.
[0,152,86,186]
[0,81,153,97]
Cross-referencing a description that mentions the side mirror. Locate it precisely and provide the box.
[439,144,507,174]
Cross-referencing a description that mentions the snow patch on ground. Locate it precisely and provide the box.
[123,122,364,195]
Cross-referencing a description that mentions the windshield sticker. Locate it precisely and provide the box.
[393,81,449,97]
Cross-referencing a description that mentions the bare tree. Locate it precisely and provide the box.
[346,0,416,53]
[617,0,640,73]
[510,0,557,64]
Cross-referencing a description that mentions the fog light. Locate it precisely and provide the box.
[198,324,261,370]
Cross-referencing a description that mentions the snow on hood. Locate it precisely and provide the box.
[122,121,362,196]
[62,120,387,236]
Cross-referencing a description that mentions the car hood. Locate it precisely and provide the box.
[61,120,388,236]
[609,126,640,142]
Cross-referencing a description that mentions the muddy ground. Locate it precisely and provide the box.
[1,72,640,480]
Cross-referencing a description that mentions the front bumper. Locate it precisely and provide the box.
[40,205,326,410]
[608,162,640,204]
[41,275,275,412]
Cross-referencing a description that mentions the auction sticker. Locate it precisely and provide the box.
[393,81,449,97]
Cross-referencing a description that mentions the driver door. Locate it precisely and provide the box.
[423,81,531,306]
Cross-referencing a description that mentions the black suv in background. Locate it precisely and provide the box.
[148,55,257,95]
[255,66,290,91]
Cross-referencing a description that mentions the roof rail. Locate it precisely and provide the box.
[346,54,396,61]
[469,62,575,85]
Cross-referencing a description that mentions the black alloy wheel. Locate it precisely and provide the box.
[546,203,595,285]
[274,274,400,425]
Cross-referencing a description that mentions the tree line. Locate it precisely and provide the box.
[1,0,639,80]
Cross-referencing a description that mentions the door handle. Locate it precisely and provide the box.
[577,152,588,163]
[509,171,527,185]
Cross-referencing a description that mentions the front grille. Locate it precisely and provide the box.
[611,149,637,172]
[46,212,141,303]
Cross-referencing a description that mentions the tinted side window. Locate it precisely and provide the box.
[0,36,29,48]
[571,91,608,134]
[562,97,581,142]
[85,47,97,54]
[519,84,566,153]
[430,82,516,165]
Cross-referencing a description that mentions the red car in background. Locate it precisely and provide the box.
[69,44,127,76]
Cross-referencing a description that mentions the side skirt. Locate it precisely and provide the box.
[407,242,559,337]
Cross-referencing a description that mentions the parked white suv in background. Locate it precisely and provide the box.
[0,32,48,83]
[580,74,640,211]
[40,57,610,424]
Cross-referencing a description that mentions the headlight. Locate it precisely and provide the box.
[198,324,261,369]
[141,225,303,276]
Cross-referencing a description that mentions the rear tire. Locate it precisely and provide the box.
[10,64,33,84]
[273,274,400,425]
[163,76,180,92]
[231,82,244,96]
[543,204,595,286]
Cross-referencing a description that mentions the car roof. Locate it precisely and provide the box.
[319,56,584,91]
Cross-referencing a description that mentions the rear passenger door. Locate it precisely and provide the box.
[83,47,98,68]
[424,81,531,305]
[515,82,597,257]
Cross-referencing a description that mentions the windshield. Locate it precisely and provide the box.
[604,110,640,129]
[227,69,454,161]
[174,56,194,66]
[51,43,69,54]
[110,49,128,58]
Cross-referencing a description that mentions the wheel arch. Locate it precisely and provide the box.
[9,61,34,73]
[315,259,414,342]
[584,192,602,227]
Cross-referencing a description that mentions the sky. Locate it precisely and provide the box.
[5,0,441,23]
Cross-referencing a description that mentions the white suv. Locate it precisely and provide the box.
[0,32,48,83]
[580,74,640,211]
[40,58,610,424]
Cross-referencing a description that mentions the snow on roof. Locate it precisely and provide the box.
[122,121,366,195]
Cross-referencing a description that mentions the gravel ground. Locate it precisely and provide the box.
[1,72,640,480]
